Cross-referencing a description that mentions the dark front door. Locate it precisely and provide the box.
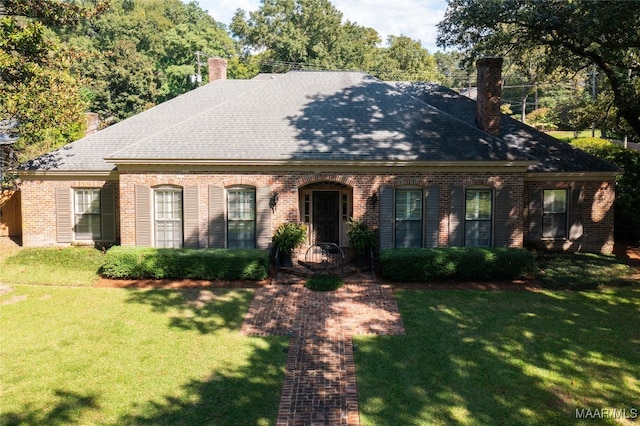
[313,191,340,244]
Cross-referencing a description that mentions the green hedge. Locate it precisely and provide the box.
[380,248,535,282]
[101,246,270,280]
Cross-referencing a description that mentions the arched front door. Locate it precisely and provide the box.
[299,181,351,246]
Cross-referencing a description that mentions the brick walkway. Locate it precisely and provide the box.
[241,283,405,425]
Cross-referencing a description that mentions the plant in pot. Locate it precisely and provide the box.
[272,222,307,267]
[347,219,378,268]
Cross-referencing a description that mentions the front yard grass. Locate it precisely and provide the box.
[0,247,104,286]
[354,287,640,425]
[0,285,288,425]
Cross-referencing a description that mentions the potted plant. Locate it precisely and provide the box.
[347,219,378,267]
[272,222,307,267]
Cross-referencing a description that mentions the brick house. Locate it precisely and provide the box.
[18,58,618,254]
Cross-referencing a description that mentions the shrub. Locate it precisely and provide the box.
[347,219,378,253]
[380,248,535,282]
[101,246,269,280]
[305,274,344,291]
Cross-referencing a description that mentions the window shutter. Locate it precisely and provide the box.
[184,186,199,248]
[424,185,439,248]
[56,188,72,243]
[379,185,394,249]
[569,186,584,241]
[494,185,510,247]
[208,185,225,248]
[100,185,117,243]
[528,187,542,242]
[449,186,464,246]
[135,185,151,246]
[256,186,272,249]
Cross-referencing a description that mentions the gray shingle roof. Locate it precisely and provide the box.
[21,70,613,173]
[402,82,619,173]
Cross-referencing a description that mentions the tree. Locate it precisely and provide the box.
[437,0,640,141]
[373,35,440,81]
[0,0,107,165]
[60,0,237,122]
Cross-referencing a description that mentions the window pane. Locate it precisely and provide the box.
[228,220,255,249]
[228,188,256,248]
[395,189,423,248]
[543,213,566,239]
[154,189,183,247]
[396,190,422,220]
[465,220,491,247]
[543,190,567,214]
[465,190,492,220]
[74,189,101,240]
[395,219,422,248]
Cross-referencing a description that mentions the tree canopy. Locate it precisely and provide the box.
[231,0,441,81]
[0,0,108,166]
[437,0,640,141]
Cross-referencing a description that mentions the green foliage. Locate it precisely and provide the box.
[570,138,640,239]
[0,2,95,164]
[101,246,269,280]
[346,219,378,253]
[437,0,640,140]
[305,274,344,291]
[59,0,237,122]
[380,248,536,282]
[535,252,634,290]
[525,108,557,131]
[272,222,307,255]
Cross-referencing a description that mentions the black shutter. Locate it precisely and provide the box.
[424,185,439,248]
[208,185,225,248]
[528,187,542,242]
[100,185,117,243]
[494,185,510,247]
[379,185,394,249]
[256,186,272,249]
[183,186,199,248]
[449,186,464,247]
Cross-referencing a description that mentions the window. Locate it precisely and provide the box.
[74,188,101,240]
[465,189,492,247]
[155,188,183,248]
[395,189,423,248]
[543,189,567,239]
[228,187,256,248]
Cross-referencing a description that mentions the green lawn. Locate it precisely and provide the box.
[0,284,288,425]
[546,129,602,142]
[354,288,640,425]
[0,247,104,286]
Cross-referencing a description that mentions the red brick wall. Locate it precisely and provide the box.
[21,171,613,254]
[118,170,526,248]
[524,180,615,253]
[20,179,120,247]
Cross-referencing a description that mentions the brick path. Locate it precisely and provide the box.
[241,283,405,425]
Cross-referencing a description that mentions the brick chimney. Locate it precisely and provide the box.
[476,57,503,136]
[208,57,227,83]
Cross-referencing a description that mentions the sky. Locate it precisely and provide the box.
[193,0,448,53]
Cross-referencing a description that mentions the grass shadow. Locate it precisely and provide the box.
[119,338,288,425]
[124,288,255,334]
[355,287,640,425]
[2,389,99,426]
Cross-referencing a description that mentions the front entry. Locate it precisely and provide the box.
[312,191,340,244]
[299,182,352,247]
